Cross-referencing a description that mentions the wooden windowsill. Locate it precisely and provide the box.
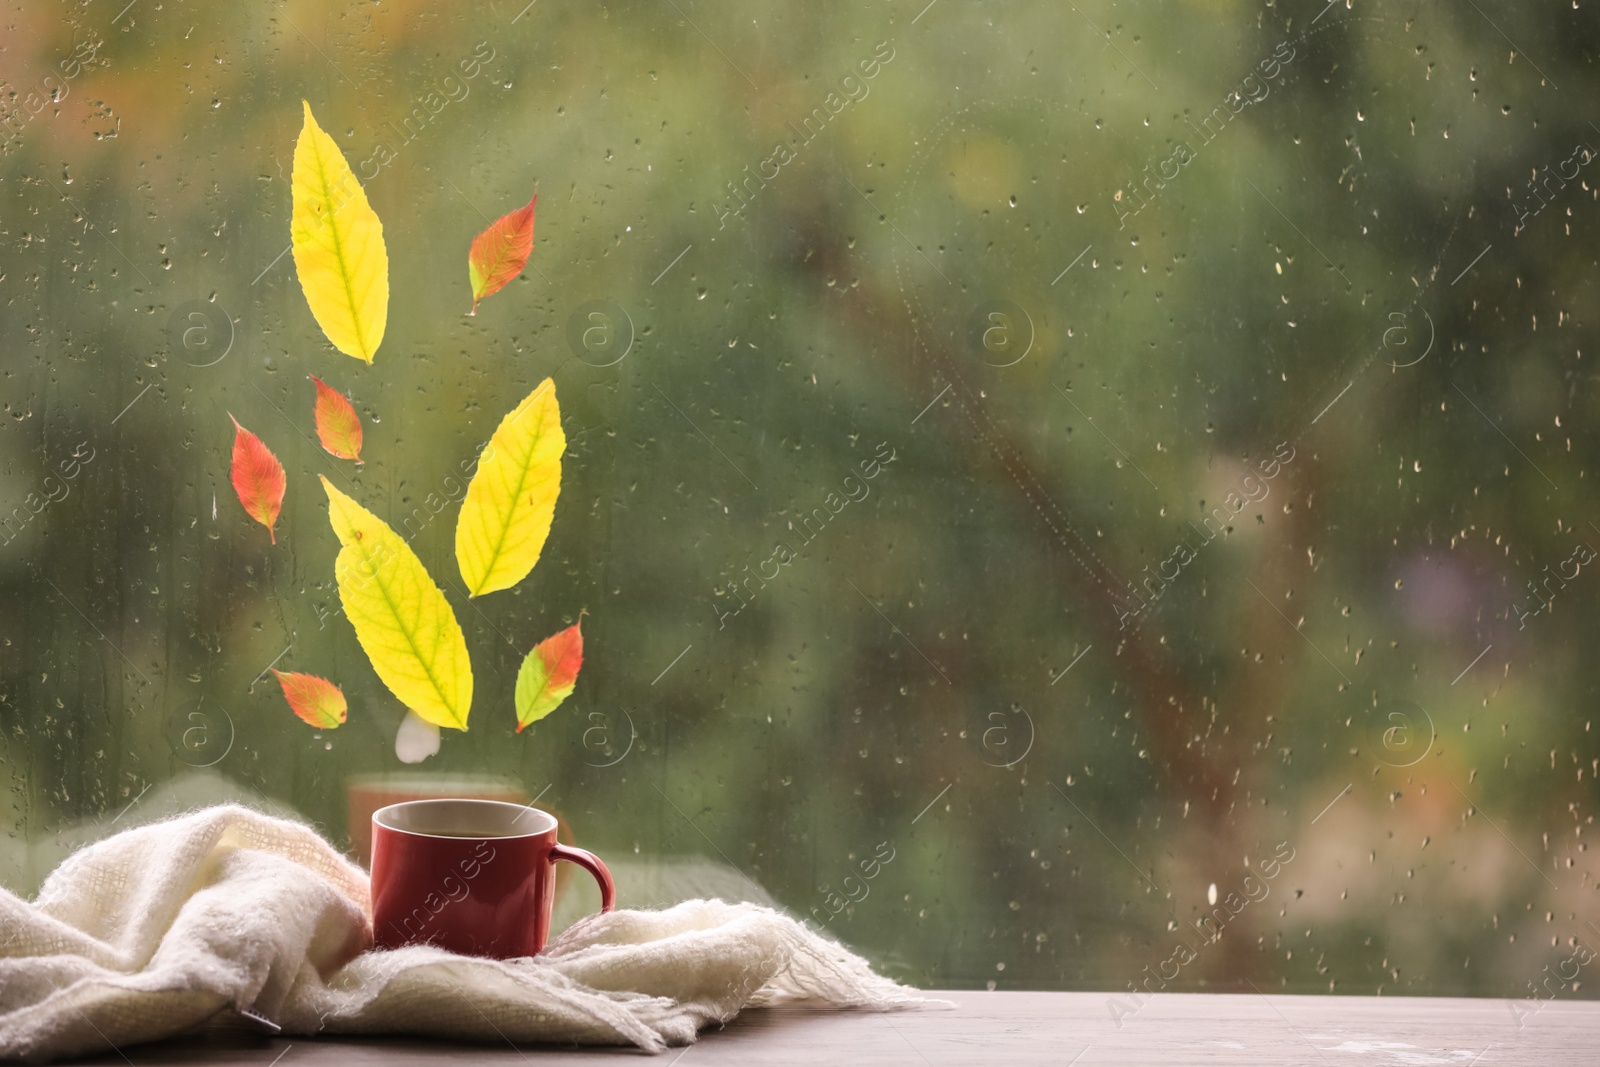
[62,991,1597,1065]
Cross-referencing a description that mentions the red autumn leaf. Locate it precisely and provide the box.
[229,413,286,543]
[310,374,363,462]
[467,194,536,315]
[514,620,582,733]
[272,670,348,729]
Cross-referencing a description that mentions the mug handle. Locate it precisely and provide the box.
[550,843,616,912]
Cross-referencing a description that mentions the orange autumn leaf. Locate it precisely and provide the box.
[272,670,348,729]
[310,374,363,462]
[514,621,582,732]
[467,194,535,314]
[229,414,286,543]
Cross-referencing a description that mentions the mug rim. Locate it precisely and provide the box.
[373,797,557,839]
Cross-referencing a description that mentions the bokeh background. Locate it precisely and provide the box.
[3,0,1599,1005]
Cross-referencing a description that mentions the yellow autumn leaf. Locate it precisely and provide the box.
[455,379,565,597]
[291,100,389,363]
[320,476,473,730]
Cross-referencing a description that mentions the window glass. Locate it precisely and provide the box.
[3,0,1596,1001]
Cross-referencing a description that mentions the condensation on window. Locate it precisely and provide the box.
[1,0,1596,1002]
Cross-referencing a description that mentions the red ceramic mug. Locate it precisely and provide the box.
[370,798,615,958]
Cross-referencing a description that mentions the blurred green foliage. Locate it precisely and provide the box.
[2,0,1599,1001]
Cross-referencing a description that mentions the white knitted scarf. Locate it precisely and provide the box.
[0,805,931,1062]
